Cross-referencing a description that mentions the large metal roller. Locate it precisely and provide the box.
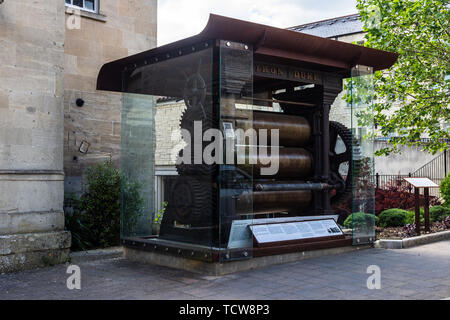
[237,190,312,215]
[235,111,311,147]
[238,148,313,178]
[254,181,334,192]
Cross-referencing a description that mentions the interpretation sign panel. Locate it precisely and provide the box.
[403,178,439,188]
[227,215,339,249]
[249,219,343,246]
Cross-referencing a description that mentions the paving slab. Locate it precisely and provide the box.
[0,240,449,300]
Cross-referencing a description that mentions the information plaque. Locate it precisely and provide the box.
[403,177,439,188]
[227,215,339,249]
[249,219,344,247]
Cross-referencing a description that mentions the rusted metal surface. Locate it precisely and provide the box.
[238,148,313,179]
[237,190,312,215]
[254,181,334,192]
[97,14,398,93]
[236,111,312,147]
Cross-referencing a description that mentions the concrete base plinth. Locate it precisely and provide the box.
[124,244,371,276]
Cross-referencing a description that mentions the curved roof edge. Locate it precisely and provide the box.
[97,14,398,92]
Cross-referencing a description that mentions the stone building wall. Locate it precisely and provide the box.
[155,101,186,166]
[0,0,70,272]
[64,0,157,194]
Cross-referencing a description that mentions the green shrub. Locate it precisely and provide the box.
[378,209,409,227]
[405,209,425,225]
[80,162,121,248]
[440,173,450,206]
[429,205,450,222]
[121,174,145,237]
[63,162,144,251]
[64,193,94,251]
[344,212,378,230]
[403,206,450,225]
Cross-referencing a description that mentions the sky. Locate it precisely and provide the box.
[158,0,358,46]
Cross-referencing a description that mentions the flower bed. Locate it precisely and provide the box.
[376,219,450,240]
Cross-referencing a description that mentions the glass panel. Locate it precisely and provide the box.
[73,0,83,8]
[121,44,215,257]
[218,41,254,262]
[121,93,156,238]
[350,65,376,245]
[84,0,95,11]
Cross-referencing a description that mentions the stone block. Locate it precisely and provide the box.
[65,54,78,75]
[0,65,55,96]
[0,127,32,146]
[0,39,16,66]
[0,211,64,235]
[0,231,71,255]
[0,91,9,109]
[113,122,121,136]
[0,172,64,213]
[64,37,98,59]
[0,248,70,273]
[0,144,63,171]
[64,74,97,93]
[76,56,103,78]
[374,240,403,249]
[101,44,128,62]
[66,95,121,122]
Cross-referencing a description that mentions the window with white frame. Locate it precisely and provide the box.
[65,0,98,13]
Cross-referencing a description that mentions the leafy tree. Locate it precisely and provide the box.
[356,0,449,156]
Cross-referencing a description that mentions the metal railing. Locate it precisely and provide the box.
[375,149,449,198]
[411,149,448,180]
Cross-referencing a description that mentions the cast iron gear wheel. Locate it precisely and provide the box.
[176,106,218,177]
[183,72,207,115]
[329,121,361,206]
[170,176,216,227]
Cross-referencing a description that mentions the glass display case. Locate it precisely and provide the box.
[97,14,397,270]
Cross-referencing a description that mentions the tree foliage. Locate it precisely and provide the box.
[356,0,449,156]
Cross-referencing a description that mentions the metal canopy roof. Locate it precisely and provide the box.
[289,14,363,38]
[97,14,398,92]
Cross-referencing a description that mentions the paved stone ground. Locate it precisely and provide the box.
[1,241,449,300]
